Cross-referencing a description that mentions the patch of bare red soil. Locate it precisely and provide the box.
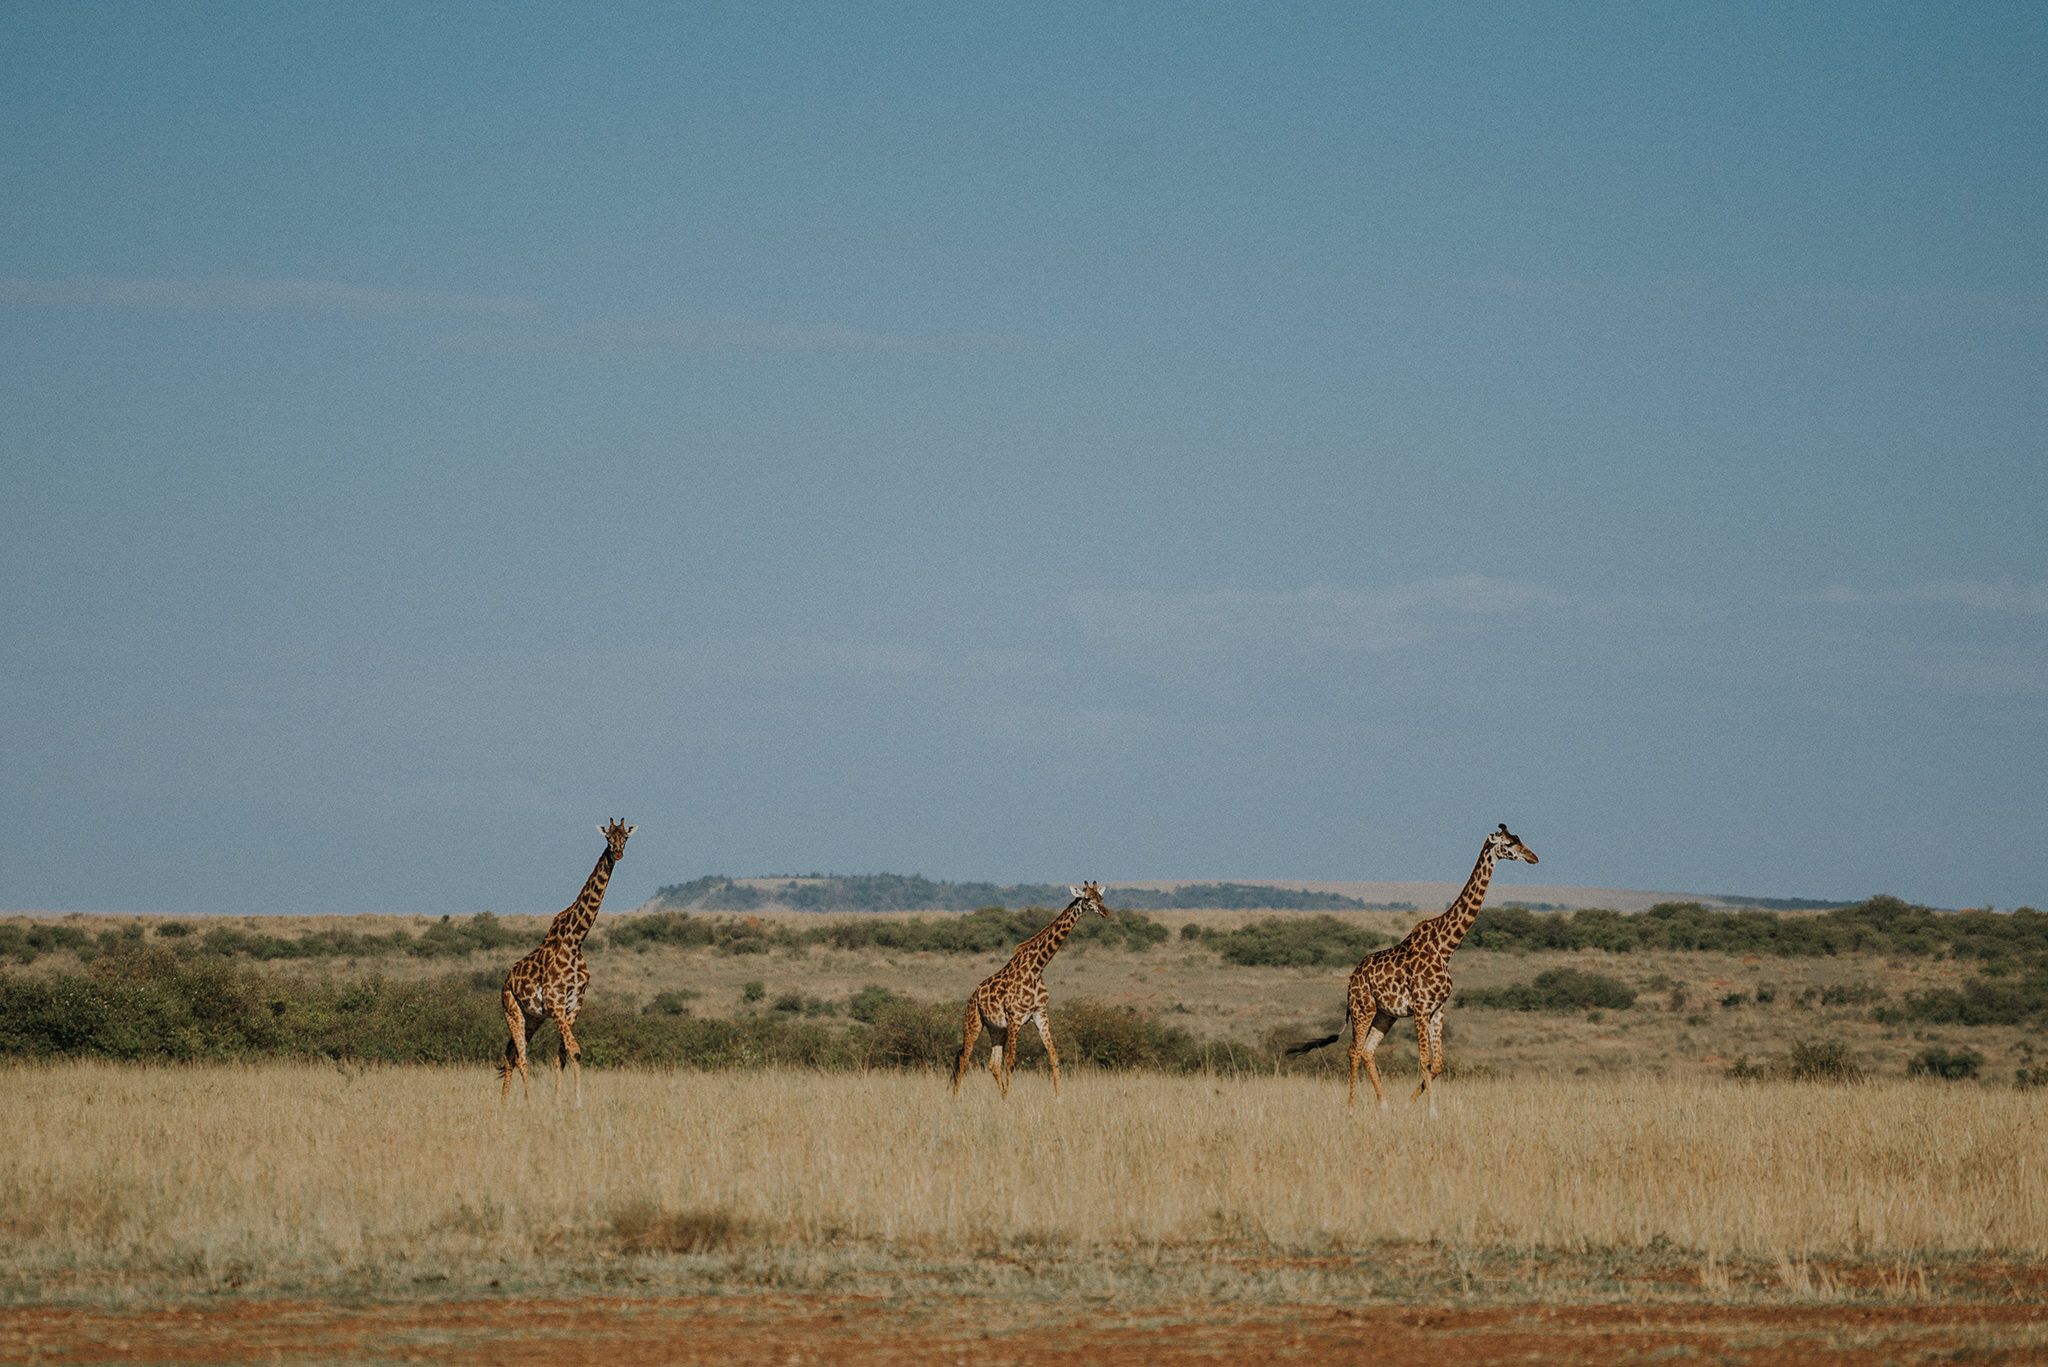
[4,1296,2046,1366]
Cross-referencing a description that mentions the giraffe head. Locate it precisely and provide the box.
[1070,881,1111,919]
[597,818,637,862]
[1485,823,1538,865]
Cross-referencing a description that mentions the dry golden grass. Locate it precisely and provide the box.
[4,1061,2042,1305]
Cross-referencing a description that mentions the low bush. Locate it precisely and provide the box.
[847,984,899,1023]
[1878,969,2048,1027]
[0,949,501,1063]
[605,904,1172,957]
[1780,1038,1862,1082]
[1465,897,2048,966]
[848,997,962,1069]
[1908,1046,1984,1080]
[1188,916,1384,968]
[1459,969,1636,1012]
[1724,1039,1862,1083]
[0,921,94,965]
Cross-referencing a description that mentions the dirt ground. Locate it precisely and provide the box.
[7,1293,2048,1366]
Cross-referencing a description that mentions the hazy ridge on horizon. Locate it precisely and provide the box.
[639,871,1873,916]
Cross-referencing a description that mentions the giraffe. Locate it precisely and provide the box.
[499,818,635,1105]
[1287,824,1538,1112]
[951,882,1110,1098]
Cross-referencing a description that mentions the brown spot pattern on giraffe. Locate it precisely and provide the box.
[1338,824,1538,1110]
[951,881,1109,1099]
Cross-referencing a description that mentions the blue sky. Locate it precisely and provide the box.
[3,3,2044,914]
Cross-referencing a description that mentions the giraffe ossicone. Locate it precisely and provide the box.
[1286,824,1538,1114]
[499,818,635,1106]
[952,880,1110,1099]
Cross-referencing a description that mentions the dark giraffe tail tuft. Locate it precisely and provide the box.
[1284,1033,1343,1056]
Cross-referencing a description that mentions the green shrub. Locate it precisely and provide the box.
[1190,915,1384,968]
[1880,969,2048,1027]
[851,998,962,1069]
[1816,982,1888,1007]
[604,903,1171,957]
[0,922,91,965]
[1908,1046,1984,1080]
[0,951,505,1064]
[1464,898,2048,965]
[411,911,527,959]
[1780,1038,1862,1082]
[1049,999,1196,1071]
[741,981,765,1003]
[847,984,899,1023]
[1459,969,1636,1012]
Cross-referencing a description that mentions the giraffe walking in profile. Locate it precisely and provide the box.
[499,818,635,1105]
[1288,824,1538,1112]
[952,882,1110,1098]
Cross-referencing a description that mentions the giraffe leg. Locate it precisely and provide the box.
[1346,1014,1363,1109]
[501,992,531,1101]
[1359,1021,1389,1110]
[1000,1020,1020,1098]
[1035,1013,1062,1098]
[952,1002,982,1095]
[549,1006,583,1107]
[1408,1012,1437,1112]
[564,1013,585,1108]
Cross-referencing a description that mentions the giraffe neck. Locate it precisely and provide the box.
[1013,901,1085,976]
[1411,844,1499,963]
[544,848,616,948]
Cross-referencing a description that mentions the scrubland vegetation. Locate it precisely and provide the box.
[2,895,2045,1089]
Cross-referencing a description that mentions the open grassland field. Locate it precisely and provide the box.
[2,1066,2046,1364]
[3,901,2044,1361]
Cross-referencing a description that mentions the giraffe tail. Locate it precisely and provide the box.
[1284,1032,1343,1056]
[496,1035,518,1083]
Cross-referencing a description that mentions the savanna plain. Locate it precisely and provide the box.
[4,898,2046,1363]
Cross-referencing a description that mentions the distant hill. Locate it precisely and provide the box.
[645,874,1395,913]
[1713,894,1858,911]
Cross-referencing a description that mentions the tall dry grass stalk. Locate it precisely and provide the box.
[2,1062,2040,1287]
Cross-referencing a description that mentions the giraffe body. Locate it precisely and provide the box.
[1289,825,1538,1113]
[951,882,1109,1098]
[500,819,634,1106]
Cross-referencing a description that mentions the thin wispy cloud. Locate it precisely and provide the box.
[1808,579,2048,613]
[0,276,535,316]
[1070,575,1563,656]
